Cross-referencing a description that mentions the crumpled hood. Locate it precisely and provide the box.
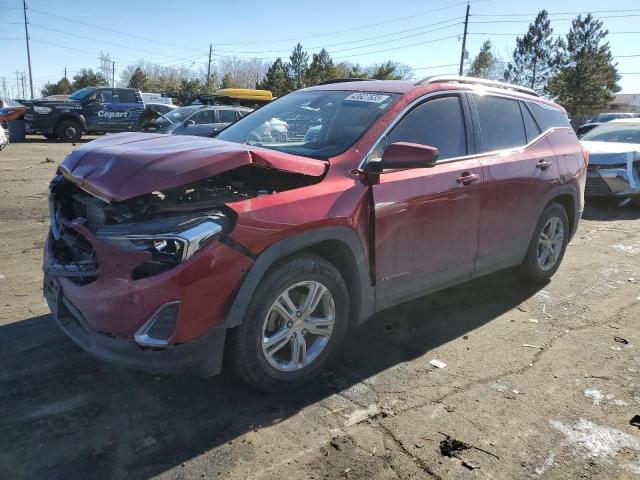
[581,140,640,165]
[60,132,327,202]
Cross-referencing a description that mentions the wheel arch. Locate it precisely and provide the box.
[224,227,375,329]
[55,114,86,131]
[542,185,580,240]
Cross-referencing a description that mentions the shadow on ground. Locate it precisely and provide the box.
[582,198,640,221]
[0,268,542,479]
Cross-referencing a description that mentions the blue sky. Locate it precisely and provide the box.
[1,0,639,98]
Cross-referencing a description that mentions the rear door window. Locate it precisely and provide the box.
[474,95,527,151]
[117,90,137,103]
[384,95,467,160]
[192,109,215,124]
[217,109,237,123]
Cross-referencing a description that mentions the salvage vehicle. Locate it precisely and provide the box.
[136,103,177,132]
[0,99,27,125]
[581,118,640,206]
[25,87,145,140]
[43,76,586,391]
[576,112,639,137]
[156,105,252,137]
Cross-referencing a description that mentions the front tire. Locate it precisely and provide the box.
[55,120,83,141]
[520,202,570,282]
[228,254,349,392]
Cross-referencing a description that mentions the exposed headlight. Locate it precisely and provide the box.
[100,216,223,264]
[34,106,52,114]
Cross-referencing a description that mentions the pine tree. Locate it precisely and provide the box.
[258,58,293,97]
[370,61,403,80]
[547,14,620,120]
[128,67,150,91]
[289,43,308,90]
[305,49,337,86]
[71,69,109,90]
[220,73,237,89]
[467,40,500,80]
[505,10,562,93]
[41,77,72,97]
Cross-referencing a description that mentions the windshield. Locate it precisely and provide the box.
[157,106,201,125]
[216,90,398,159]
[69,88,95,100]
[593,113,633,122]
[581,122,640,144]
[3,99,23,107]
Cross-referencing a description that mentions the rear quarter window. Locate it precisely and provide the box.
[474,95,526,151]
[525,102,571,131]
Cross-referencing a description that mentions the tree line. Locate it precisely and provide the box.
[466,12,620,122]
[41,11,620,121]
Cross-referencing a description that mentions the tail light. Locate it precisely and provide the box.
[582,147,590,166]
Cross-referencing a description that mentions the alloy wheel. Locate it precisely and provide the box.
[261,280,335,372]
[537,216,564,272]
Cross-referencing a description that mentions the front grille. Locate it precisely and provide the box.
[585,175,612,196]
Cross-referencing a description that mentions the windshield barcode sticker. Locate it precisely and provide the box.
[344,93,390,103]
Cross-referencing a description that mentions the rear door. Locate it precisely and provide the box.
[469,93,560,274]
[368,93,484,309]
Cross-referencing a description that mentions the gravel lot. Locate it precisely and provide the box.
[1,137,639,479]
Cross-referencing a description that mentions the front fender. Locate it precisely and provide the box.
[224,226,374,328]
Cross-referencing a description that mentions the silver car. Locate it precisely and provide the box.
[581,118,640,206]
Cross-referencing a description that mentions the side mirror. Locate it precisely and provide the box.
[184,119,196,126]
[369,142,439,172]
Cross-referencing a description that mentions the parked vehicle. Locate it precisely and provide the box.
[0,124,8,150]
[580,118,640,205]
[0,99,27,125]
[25,87,145,140]
[576,112,639,137]
[137,103,177,132]
[155,105,252,137]
[43,76,586,391]
[205,88,273,109]
[141,92,173,106]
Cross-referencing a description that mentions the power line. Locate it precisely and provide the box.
[334,34,460,60]
[209,0,485,46]
[470,8,640,17]
[208,17,464,55]
[469,14,640,24]
[27,7,196,51]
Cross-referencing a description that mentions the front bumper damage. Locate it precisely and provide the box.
[583,146,640,200]
[43,177,254,377]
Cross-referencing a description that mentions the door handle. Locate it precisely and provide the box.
[456,172,479,185]
[536,159,553,170]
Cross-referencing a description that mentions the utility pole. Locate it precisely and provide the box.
[112,61,115,87]
[207,44,213,92]
[459,3,470,76]
[22,0,34,98]
[64,68,67,79]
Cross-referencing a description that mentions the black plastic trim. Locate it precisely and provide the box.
[224,227,374,328]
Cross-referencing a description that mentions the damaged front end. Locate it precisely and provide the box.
[43,134,327,375]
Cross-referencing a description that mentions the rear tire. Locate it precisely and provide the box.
[55,120,83,141]
[228,253,349,392]
[520,202,570,283]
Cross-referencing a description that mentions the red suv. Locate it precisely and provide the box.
[44,76,586,391]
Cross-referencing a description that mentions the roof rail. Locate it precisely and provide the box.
[317,78,374,85]
[415,75,539,97]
